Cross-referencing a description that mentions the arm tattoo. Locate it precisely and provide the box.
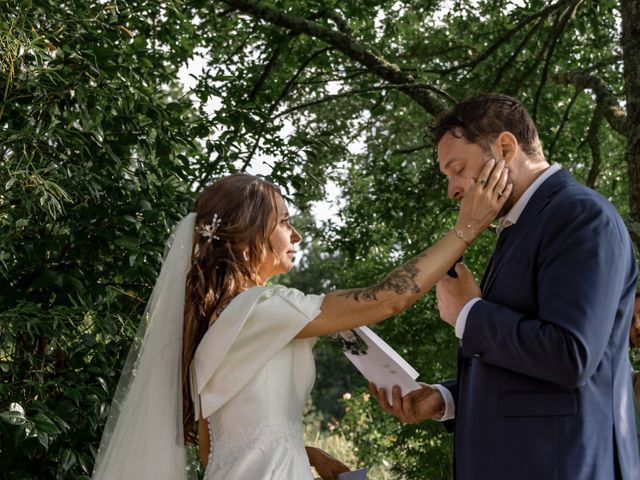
[339,256,422,302]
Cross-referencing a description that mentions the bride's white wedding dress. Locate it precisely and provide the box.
[191,285,323,479]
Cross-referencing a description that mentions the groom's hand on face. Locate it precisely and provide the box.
[436,263,481,327]
[368,383,445,424]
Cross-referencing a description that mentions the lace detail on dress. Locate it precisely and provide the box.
[207,419,303,469]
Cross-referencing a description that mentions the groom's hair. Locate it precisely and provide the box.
[429,93,544,161]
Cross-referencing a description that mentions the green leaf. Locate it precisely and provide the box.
[137,200,152,211]
[96,376,109,393]
[0,410,27,426]
[60,448,77,471]
[77,452,91,474]
[36,431,50,448]
[33,413,61,435]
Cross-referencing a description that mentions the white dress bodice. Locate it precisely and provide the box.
[205,337,315,478]
[191,286,323,480]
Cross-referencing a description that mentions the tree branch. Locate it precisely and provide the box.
[547,89,580,163]
[620,0,640,246]
[532,0,583,120]
[240,47,332,171]
[510,7,563,100]
[297,68,369,86]
[273,48,332,106]
[439,0,574,77]
[392,144,430,155]
[585,99,606,188]
[308,7,352,35]
[271,83,452,120]
[247,33,297,102]
[491,14,547,89]
[218,22,259,69]
[553,71,627,135]
[218,0,447,115]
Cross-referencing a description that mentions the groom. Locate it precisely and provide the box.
[371,93,640,479]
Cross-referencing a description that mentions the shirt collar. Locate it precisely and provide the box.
[498,163,562,231]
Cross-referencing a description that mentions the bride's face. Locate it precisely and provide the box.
[260,195,302,280]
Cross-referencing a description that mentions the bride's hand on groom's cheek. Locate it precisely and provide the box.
[368,383,445,424]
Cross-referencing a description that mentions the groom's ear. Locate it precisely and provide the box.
[496,131,518,164]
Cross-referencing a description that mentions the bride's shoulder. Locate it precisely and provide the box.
[235,284,305,302]
[224,285,324,320]
[258,285,324,319]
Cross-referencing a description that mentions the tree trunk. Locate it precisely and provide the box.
[621,0,640,249]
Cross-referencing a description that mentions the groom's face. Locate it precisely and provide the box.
[438,131,494,201]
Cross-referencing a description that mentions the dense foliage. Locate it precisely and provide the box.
[2,0,638,478]
[0,1,200,477]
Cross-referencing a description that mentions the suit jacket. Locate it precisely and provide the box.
[444,169,640,479]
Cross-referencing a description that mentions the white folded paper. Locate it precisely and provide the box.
[334,326,421,405]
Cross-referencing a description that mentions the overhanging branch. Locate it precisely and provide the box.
[532,0,583,120]
[247,33,297,102]
[547,89,580,162]
[240,47,332,171]
[219,0,448,115]
[440,0,574,77]
[586,99,606,188]
[553,71,627,136]
[492,14,547,88]
[271,83,452,120]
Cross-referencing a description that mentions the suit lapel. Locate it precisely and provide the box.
[481,168,572,296]
[481,226,517,295]
[479,252,494,290]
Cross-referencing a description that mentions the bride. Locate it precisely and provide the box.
[92,161,510,480]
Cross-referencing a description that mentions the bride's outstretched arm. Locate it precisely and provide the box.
[296,159,511,339]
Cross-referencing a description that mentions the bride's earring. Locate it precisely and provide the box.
[243,250,249,261]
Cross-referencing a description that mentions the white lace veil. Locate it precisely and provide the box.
[92,213,197,480]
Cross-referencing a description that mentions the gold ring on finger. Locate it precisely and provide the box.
[478,179,488,186]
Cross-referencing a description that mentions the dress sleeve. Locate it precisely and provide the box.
[191,285,324,419]
[270,285,324,322]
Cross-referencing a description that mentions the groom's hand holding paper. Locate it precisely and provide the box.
[333,327,421,405]
[369,382,446,424]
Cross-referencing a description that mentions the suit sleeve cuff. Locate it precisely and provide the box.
[433,383,455,421]
[455,297,482,339]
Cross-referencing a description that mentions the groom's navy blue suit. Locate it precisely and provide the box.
[444,168,640,479]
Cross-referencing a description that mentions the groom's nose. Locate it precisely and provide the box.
[448,182,463,200]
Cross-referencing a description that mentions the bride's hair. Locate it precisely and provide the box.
[182,173,282,443]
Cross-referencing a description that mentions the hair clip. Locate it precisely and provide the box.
[197,214,222,242]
